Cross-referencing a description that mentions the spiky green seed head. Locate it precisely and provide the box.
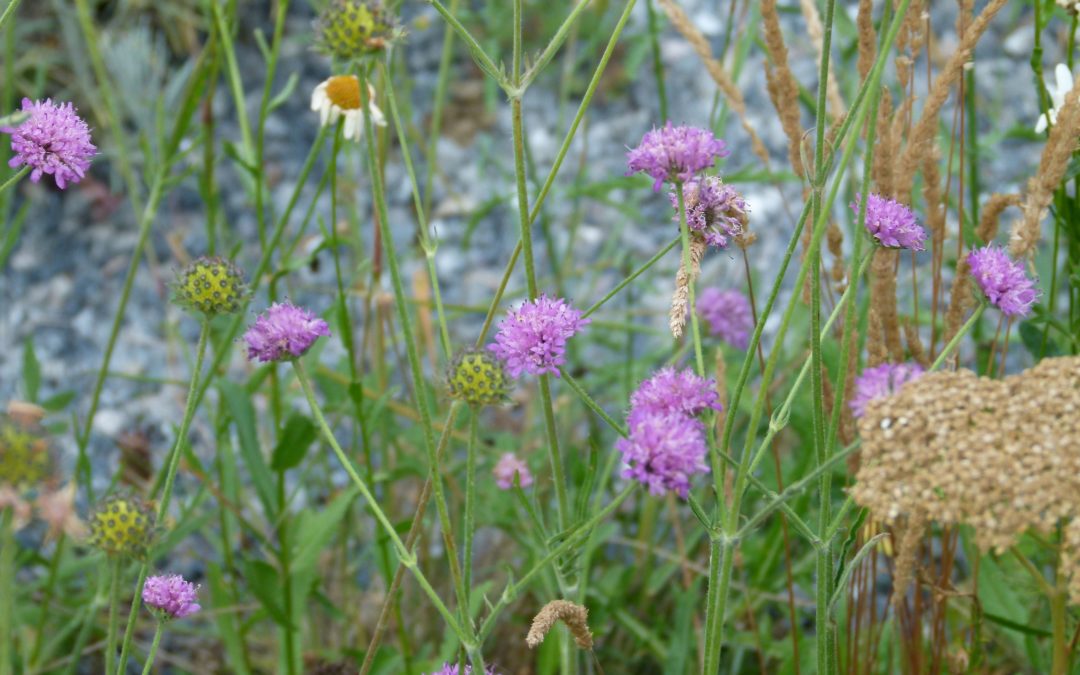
[313,0,401,60]
[446,349,510,407]
[0,414,52,490]
[88,493,156,559]
[171,256,247,317]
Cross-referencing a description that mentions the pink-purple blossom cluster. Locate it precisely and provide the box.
[669,177,747,249]
[617,368,721,498]
[966,245,1039,318]
[243,302,331,362]
[3,98,96,189]
[488,295,589,378]
[852,193,926,251]
[849,362,925,418]
[626,122,729,191]
[428,664,497,675]
[697,288,753,349]
[493,453,533,490]
[142,574,201,620]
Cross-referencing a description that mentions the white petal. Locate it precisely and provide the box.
[1057,63,1074,93]
[368,102,387,127]
[344,112,360,141]
[1035,114,1048,134]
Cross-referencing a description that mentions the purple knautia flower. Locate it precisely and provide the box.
[628,367,722,419]
[2,98,96,189]
[488,295,589,378]
[669,176,748,248]
[697,288,753,349]
[852,193,926,251]
[616,411,710,498]
[142,574,201,620]
[626,122,729,191]
[427,664,497,675]
[849,362,925,418]
[966,245,1040,318]
[243,302,330,362]
[493,453,533,490]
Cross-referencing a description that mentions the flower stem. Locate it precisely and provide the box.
[0,166,27,196]
[139,623,164,675]
[463,407,479,620]
[675,181,705,376]
[0,508,15,675]
[930,304,986,371]
[104,558,121,675]
[115,319,210,675]
[291,359,478,658]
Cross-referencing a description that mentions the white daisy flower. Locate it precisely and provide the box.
[310,75,386,141]
[1035,63,1075,134]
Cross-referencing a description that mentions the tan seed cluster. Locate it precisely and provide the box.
[526,599,594,650]
[852,357,1080,600]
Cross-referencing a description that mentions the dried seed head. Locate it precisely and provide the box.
[313,0,401,61]
[0,413,52,491]
[526,599,594,650]
[88,493,156,559]
[172,256,247,317]
[446,349,510,407]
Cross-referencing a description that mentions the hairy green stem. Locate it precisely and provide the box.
[139,623,164,675]
[0,508,14,675]
[0,166,27,196]
[930,304,986,371]
[104,558,121,675]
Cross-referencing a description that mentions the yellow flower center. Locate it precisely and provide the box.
[325,76,362,111]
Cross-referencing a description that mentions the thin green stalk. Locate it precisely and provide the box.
[0,0,22,34]
[644,0,668,122]
[422,0,459,219]
[139,622,164,675]
[0,166,27,196]
[463,408,479,618]
[292,359,478,657]
[0,508,14,675]
[558,368,627,437]
[358,65,471,636]
[277,474,297,675]
[115,320,210,675]
[1052,570,1068,675]
[428,0,503,84]
[104,558,121,675]
[28,533,66,667]
[930,304,986,371]
[675,182,705,376]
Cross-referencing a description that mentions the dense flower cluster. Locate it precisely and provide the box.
[626,122,729,191]
[2,98,96,189]
[313,0,400,60]
[669,177,748,248]
[493,453,533,490]
[849,362,925,418]
[172,257,247,317]
[851,193,926,251]
[617,368,721,497]
[88,493,156,558]
[488,295,589,378]
[143,574,201,619]
[966,245,1039,318]
[0,413,52,490]
[243,303,331,362]
[446,349,510,406]
[697,288,753,349]
[427,664,497,675]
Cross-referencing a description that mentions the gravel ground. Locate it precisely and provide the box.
[0,1,1052,490]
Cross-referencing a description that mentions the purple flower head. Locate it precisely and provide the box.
[626,122,729,191]
[852,193,926,251]
[849,362,925,418]
[616,411,710,497]
[243,302,330,362]
[142,574,201,620]
[966,245,1040,318]
[493,453,533,490]
[669,177,748,248]
[697,288,753,349]
[488,295,589,378]
[427,665,497,675]
[2,98,96,189]
[629,367,722,419]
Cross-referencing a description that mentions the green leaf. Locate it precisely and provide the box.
[243,559,292,628]
[23,337,41,402]
[40,390,76,412]
[291,487,359,574]
[219,380,277,519]
[270,413,318,472]
[206,564,252,675]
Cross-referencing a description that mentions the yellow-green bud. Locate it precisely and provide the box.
[172,256,247,317]
[314,0,401,60]
[0,414,52,490]
[446,349,510,406]
[88,493,156,559]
